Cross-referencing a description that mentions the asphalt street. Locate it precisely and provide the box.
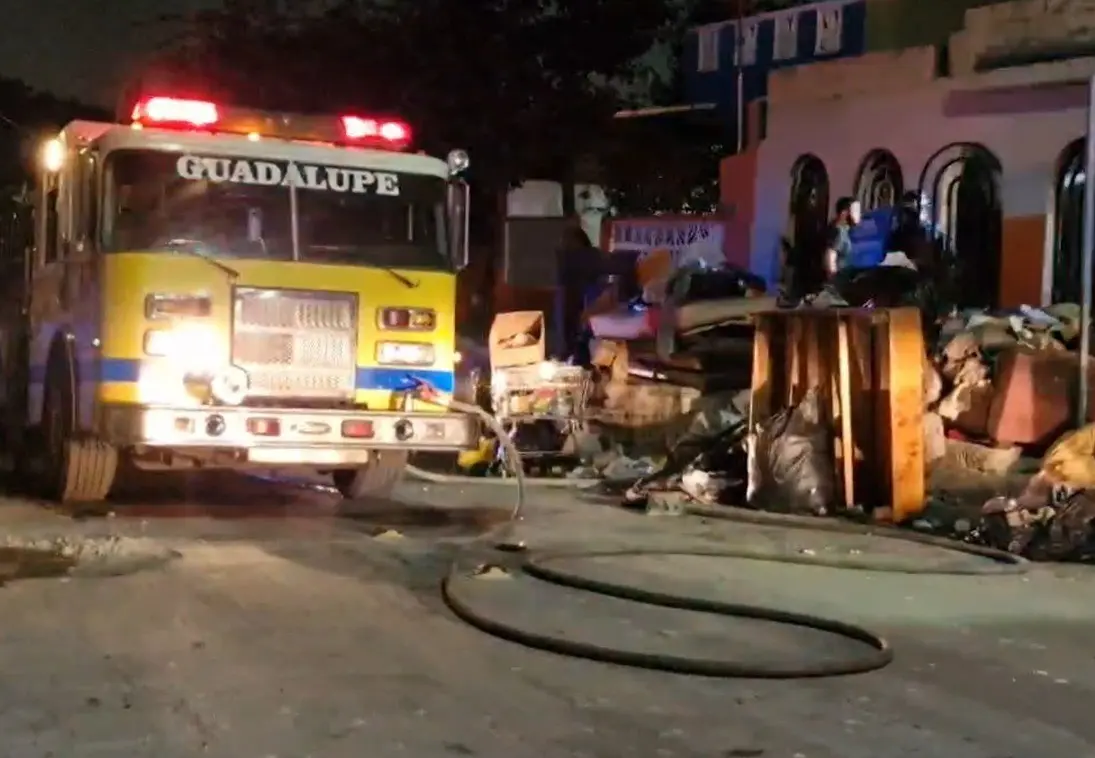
[0,471,1092,758]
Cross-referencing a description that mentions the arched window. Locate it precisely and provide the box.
[854,149,903,211]
[917,142,1003,309]
[1052,139,1084,304]
[789,154,829,245]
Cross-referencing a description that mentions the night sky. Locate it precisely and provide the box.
[0,0,220,107]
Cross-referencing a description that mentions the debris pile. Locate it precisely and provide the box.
[923,304,1082,464]
[916,302,1095,560]
[458,262,1095,562]
[621,398,748,509]
[971,424,1095,561]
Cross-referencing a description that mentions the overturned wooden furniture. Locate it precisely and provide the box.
[749,307,925,523]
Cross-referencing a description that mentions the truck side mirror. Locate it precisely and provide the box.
[447,179,469,270]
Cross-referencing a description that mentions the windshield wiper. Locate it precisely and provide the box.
[161,238,240,280]
[381,267,419,289]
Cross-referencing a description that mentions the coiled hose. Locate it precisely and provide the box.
[421,390,1023,677]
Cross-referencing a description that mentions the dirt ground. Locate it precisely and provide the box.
[1,472,1095,757]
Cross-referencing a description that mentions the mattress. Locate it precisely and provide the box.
[588,309,655,340]
[675,296,777,333]
[588,296,775,342]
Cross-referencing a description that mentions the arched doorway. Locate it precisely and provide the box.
[854,149,904,211]
[1052,139,1084,304]
[918,142,1003,309]
[787,154,829,293]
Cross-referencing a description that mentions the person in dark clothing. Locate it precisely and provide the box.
[825,197,860,279]
[554,225,607,362]
[890,192,935,272]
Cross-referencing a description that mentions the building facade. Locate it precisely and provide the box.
[689,0,1093,308]
[683,0,866,144]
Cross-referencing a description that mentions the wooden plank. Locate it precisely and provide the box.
[803,317,822,393]
[885,308,926,522]
[836,317,856,509]
[847,316,876,503]
[749,314,774,430]
[785,315,804,406]
[746,307,925,521]
[825,318,846,506]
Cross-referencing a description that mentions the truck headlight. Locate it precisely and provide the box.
[143,325,220,369]
[376,341,435,366]
[145,293,212,320]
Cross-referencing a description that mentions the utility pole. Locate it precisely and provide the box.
[1077,74,1095,426]
[734,0,747,153]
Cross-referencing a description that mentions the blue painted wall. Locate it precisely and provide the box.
[683,0,866,136]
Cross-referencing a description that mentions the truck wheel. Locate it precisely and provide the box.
[332,450,409,502]
[41,350,118,503]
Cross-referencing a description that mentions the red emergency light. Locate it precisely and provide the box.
[127,95,413,151]
[131,96,219,128]
[340,115,411,147]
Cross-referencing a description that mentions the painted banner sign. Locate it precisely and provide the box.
[607,218,725,257]
[175,155,401,195]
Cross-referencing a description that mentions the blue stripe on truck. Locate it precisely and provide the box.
[91,358,454,393]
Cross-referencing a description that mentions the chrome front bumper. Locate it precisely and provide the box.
[99,404,478,465]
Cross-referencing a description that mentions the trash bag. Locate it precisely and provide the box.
[747,387,836,516]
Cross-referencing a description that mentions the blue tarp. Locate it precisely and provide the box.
[847,207,896,269]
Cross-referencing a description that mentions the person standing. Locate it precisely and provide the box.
[824,197,861,279]
[554,224,608,363]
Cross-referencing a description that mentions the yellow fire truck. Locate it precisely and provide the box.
[0,95,475,503]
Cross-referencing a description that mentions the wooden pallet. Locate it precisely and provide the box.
[749,307,925,523]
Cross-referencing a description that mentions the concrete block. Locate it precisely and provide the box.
[987,347,1095,446]
[768,46,938,105]
[960,0,1095,65]
[949,30,976,77]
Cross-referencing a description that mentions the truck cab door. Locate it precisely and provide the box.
[28,142,96,327]
[25,139,73,426]
[29,146,68,334]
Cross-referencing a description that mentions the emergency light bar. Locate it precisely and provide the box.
[128,95,413,151]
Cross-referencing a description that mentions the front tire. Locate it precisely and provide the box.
[332,450,409,502]
[41,350,118,503]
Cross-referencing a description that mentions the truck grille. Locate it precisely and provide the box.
[232,288,358,399]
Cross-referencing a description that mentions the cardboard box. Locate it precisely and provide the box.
[489,311,546,369]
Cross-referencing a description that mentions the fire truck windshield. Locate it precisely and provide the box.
[103,149,450,270]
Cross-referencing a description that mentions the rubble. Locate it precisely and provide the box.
[927,303,1080,455]
[605,297,1095,563]
[923,412,946,464]
[942,439,1022,477]
[467,252,1095,563]
[973,473,1095,561]
[603,455,659,482]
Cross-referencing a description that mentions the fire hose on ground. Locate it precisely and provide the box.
[411,383,1027,678]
